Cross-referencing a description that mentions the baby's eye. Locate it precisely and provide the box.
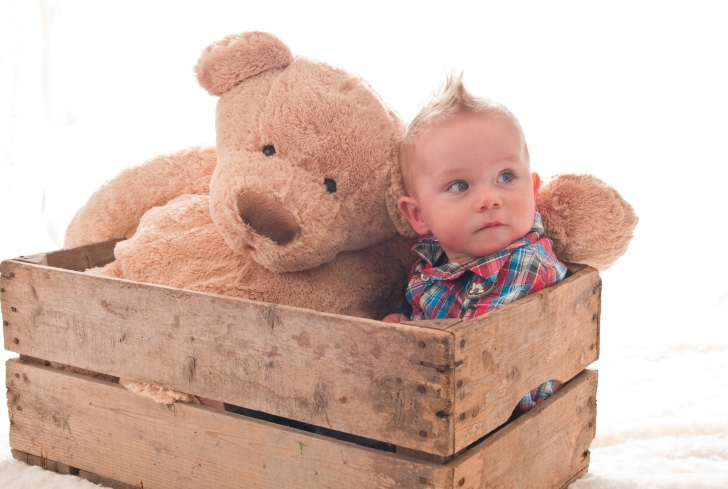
[497,172,515,184]
[447,181,469,193]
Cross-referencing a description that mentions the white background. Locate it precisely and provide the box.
[1,1,727,487]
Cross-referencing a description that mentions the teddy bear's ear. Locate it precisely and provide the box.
[385,137,418,237]
[195,31,293,96]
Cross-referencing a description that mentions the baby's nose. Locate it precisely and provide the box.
[475,187,502,210]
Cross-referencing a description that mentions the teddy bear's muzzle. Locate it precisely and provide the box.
[236,191,299,245]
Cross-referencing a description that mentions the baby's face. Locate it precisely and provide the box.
[399,112,539,264]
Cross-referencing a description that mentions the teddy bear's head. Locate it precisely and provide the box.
[196,31,636,275]
[196,32,408,273]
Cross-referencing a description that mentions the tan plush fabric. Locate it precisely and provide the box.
[65,147,217,247]
[537,174,638,271]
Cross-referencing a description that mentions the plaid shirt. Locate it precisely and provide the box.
[406,212,566,320]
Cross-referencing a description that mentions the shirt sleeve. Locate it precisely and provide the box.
[474,241,566,316]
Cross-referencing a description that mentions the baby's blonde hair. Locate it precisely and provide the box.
[399,73,529,193]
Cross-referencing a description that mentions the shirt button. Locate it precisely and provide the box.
[420,274,430,281]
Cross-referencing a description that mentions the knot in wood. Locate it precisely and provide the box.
[182,356,197,382]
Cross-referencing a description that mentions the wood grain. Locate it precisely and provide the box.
[6,359,451,489]
[12,240,120,271]
[7,360,594,489]
[449,265,601,452]
[1,257,600,457]
[1,259,455,455]
[449,370,597,489]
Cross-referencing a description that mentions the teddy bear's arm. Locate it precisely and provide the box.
[64,146,217,248]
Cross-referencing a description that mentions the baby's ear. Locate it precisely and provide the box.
[195,31,293,96]
[385,140,418,237]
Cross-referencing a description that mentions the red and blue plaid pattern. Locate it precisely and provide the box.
[518,379,561,413]
[406,213,566,321]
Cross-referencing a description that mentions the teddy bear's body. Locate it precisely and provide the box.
[92,192,413,318]
[64,31,637,404]
[66,33,419,322]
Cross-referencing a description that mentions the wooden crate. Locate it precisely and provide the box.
[2,241,601,488]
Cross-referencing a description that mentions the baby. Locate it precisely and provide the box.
[384,75,567,412]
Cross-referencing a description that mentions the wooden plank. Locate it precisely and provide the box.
[449,266,601,452]
[6,359,453,489]
[1,259,455,455]
[79,470,145,489]
[12,240,120,272]
[11,448,79,475]
[449,370,597,489]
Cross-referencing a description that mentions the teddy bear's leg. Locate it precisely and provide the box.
[119,378,200,405]
[64,146,217,248]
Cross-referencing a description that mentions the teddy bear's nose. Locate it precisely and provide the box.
[236,191,299,245]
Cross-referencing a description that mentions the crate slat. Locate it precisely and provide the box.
[1,258,455,455]
[6,359,596,489]
[6,359,452,489]
[2,250,601,457]
[450,369,597,488]
[13,239,119,271]
[449,266,601,452]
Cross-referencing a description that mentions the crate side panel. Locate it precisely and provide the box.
[6,360,454,489]
[8,240,120,271]
[450,370,597,489]
[451,266,601,451]
[1,260,455,455]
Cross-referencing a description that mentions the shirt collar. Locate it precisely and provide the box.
[411,212,545,281]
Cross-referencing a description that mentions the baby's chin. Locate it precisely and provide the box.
[473,228,521,253]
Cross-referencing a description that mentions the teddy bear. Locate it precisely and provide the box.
[63,31,637,404]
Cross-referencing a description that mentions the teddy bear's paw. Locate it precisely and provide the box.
[119,378,200,405]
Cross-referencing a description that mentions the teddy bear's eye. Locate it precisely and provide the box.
[262,145,276,156]
[324,178,337,194]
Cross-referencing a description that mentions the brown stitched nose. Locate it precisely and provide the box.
[236,191,298,245]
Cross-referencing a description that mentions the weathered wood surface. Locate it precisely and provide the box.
[11,448,78,475]
[1,251,600,457]
[7,360,595,489]
[1,258,454,455]
[448,265,601,452]
[12,239,120,272]
[6,359,451,489]
[12,448,137,489]
[450,369,597,489]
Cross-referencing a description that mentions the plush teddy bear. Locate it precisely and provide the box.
[64,31,637,404]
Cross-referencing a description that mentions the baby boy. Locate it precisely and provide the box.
[384,75,567,412]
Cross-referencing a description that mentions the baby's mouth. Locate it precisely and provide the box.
[479,222,503,230]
